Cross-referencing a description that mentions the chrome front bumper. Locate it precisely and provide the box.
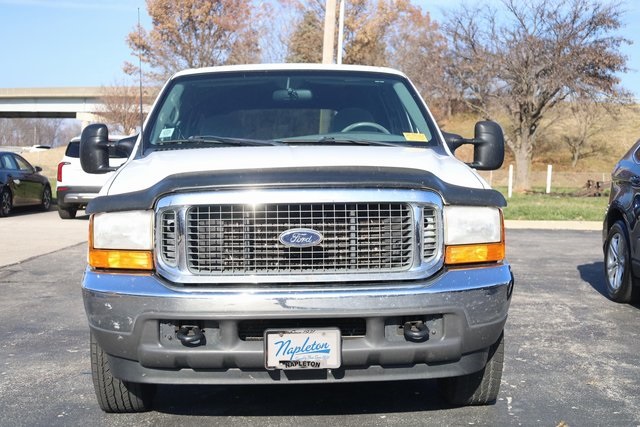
[83,263,513,384]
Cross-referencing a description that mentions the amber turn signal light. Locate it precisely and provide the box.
[88,248,154,270]
[444,241,505,265]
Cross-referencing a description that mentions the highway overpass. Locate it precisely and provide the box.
[0,87,150,125]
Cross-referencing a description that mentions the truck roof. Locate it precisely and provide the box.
[172,63,408,80]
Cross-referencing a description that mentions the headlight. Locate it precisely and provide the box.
[89,211,154,270]
[443,206,504,265]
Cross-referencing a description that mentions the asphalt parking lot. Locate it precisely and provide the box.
[0,211,638,426]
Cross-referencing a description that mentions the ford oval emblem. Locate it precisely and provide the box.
[279,228,323,248]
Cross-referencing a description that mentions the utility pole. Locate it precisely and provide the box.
[337,0,345,64]
[322,0,337,64]
[320,0,338,133]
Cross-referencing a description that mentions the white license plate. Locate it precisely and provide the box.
[264,328,341,370]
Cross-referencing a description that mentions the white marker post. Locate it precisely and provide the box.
[546,164,552,194]
[508,165,513,198]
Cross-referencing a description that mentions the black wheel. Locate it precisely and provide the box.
[0,187,12,217]
[58,206,78,219]
[90,332,155,413]
[439,332,504,406]
[604,221,636,303]
[40,185,51,211]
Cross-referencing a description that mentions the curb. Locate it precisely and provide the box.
[505,220,601,231]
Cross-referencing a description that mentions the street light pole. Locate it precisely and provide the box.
[322,0,337,64]
[337,0,345,64]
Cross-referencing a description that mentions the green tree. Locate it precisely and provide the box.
[285,0,408,66]
[286,10,324,63]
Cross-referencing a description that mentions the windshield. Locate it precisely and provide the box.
[145,70,439,149]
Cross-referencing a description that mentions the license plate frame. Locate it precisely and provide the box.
[264,328,341,370]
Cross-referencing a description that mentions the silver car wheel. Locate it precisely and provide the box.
[606,232,625,291]
[42,187,51,210]
[0,189,11,216]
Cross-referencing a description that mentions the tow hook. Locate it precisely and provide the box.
[176,325,205,346]
[403,321,429,342]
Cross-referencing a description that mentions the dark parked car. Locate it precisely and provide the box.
[0,151,51,217]
[603,139,640,303]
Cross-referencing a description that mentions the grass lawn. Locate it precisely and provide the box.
[501,191,608,221]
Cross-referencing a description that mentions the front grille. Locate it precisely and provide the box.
[154,189,443,284]
[185,203,413,275]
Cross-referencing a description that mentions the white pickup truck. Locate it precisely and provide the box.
[79,64,513,413]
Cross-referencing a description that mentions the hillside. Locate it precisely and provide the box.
[438,103,640,175]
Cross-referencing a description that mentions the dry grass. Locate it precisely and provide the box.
[438,103,640,174]
[20,146,66,180]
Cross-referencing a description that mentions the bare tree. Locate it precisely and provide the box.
[98,80,155,135]
[0,119,12,146]
[125,0,264,83]
[56,121,82,147]
[387,3,453,120]
[561,100,613,167]
[0,118,64,147]
[341,0,393,66]
[444,0,629,191]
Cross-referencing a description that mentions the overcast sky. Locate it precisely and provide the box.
[0,0,638,99]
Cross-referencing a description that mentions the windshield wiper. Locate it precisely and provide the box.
[278,136,399,147]
[155,135,284,147]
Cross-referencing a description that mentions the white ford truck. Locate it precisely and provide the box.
[80,64,513,412]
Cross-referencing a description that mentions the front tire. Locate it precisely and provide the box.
[438,332,504,406]
[604,221,636,303]
[0,187,12,217]
[40,185,51,211]
[57,205,77,219]
[90,333,155,413]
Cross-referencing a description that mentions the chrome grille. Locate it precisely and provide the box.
[160,210,177,266]
[185,203,414,274]
[154,189,444,284]
[423,207,437,260]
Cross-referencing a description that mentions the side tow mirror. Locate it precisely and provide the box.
[80,124,116,174]
[472,121,504,170]
[444,120,505,171]
[113,135,137,158]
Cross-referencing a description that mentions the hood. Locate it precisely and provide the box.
[104,145,487,196]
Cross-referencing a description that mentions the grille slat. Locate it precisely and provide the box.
[184,203,414,275]
[423,207,438,260]
[160,210,177,266]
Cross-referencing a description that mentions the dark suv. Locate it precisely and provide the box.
[603,138,640,303]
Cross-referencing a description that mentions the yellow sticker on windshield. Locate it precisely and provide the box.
[403,132,428,142]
